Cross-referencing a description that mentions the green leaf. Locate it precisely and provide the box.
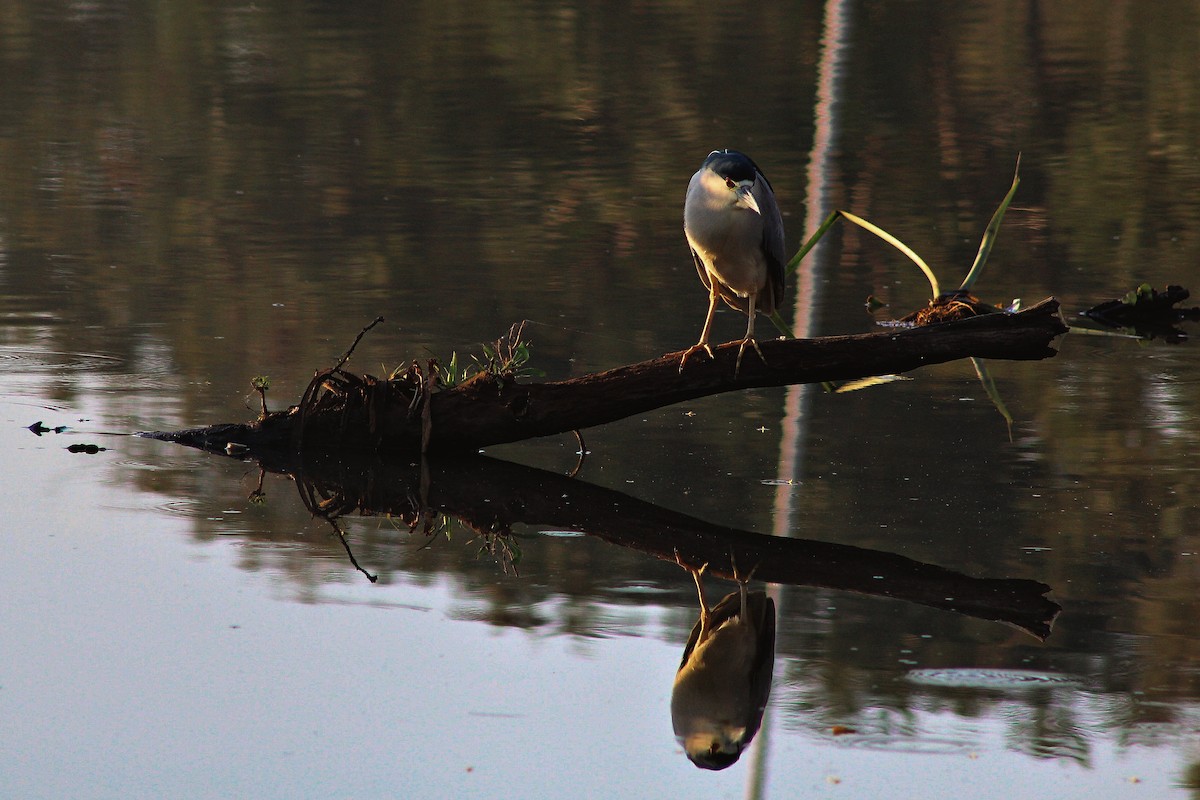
[784,210,842,274]
[959,155,1021,291]
[839,210,941,298]
[767,309,794,339]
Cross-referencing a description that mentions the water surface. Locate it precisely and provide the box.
[3,1,1200,798]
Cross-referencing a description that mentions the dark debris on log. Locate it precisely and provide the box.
[1083,284,1200,343]
[897,289,1009,325]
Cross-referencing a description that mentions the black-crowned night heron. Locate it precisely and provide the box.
[671,552,776,770]
[679,149,786,374]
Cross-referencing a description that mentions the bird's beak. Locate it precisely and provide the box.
[734,183,761,215]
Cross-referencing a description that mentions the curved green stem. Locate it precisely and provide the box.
[960,155,1022,292]
[839,210,940,298]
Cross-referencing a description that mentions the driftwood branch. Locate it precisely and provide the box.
[144,297,1067,456]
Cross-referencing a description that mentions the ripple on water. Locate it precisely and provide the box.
[0,346,126,406]
[106,496,256,536]
[146,497,208,518]
[607,582,673,597]
[828,731,975,755]
[905,668,1084,690]
[108,456,165,471]
[11,398,74,414]
[0,345,121,371]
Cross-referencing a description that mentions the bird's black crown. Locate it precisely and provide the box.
[703,149,769,188]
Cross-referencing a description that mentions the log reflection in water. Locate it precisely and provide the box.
[257,451,1059,640]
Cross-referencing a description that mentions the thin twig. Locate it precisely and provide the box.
[325,516,378,583]
[334,316,385,372]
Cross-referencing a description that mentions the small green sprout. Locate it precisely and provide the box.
[251,375,270,416]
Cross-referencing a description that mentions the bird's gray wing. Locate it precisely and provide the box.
[745,594,777,741]
[753,173,787,314]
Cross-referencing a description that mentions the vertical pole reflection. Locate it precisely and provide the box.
[745,1,853,796]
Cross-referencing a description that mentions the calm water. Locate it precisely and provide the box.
[3,1,1200,798]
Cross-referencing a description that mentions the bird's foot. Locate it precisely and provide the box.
[729,548,761,619]
[728,548,760,587]
[674,547,709,579]
[678,342,715,373]
[733,337,766,377]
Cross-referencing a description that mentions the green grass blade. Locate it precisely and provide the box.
[959,155,1022,291]
[839,210,940,298]
[785,211,841,274]
[767,309,794,339]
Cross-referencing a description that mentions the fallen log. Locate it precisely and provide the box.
[143,297,1067,455]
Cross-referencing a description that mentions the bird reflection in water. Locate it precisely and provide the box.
[671,550,777,770]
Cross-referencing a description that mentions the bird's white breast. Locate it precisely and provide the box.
[684,169,769,298]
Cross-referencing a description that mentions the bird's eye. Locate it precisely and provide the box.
[725,177,736,189]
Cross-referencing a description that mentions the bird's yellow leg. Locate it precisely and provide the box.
[734,295,767,377]
[679,284,721,372]
[674,548,711,633]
